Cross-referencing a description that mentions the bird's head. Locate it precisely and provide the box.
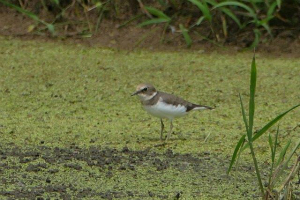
[131,83,157,101]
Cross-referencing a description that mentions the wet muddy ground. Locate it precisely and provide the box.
[0,145,271,199]
[2,144,299,199]
[0,38,299,199]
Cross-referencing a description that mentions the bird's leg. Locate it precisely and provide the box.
[166,119,173,141]
[160,118,164,141]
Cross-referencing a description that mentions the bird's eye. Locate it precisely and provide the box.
[142,87,148,92]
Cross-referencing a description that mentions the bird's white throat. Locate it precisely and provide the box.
[138,91,157,101]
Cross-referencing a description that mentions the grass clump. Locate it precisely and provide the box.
[227,51,300,199]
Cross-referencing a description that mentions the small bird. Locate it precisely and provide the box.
[132,83,213,141]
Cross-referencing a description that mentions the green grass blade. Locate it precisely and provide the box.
[227,134,246,174]
[248,53,256,140]
[276,140,291,167]
[246,52,264,195]
[276,0,281,9]
[273,138,300,184]
[213,1,256,19]
[0,0,39,21]
[206,0,242,28]
[145,6,170,20]
[249,29,261,48]
[0,0,55,35]
[138,18,170,27]
[219,7,242,28]
[261,23,272,36]
[242,0,264,3]
[268,133,274,163]
[195,16,205,26]
[241,103,300,151]
[239,93,249,133]
[179,24,192,48]
[267,2,278,19]
[188,0,212,22]
[273,125,280,163]
[282,138,300,167]
[253,103,300,142]
[52,0,60,5]
[46,24,55,34]
[205,0,217,6]
[268,124,280,187]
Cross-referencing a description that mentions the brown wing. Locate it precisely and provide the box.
[157,92,194,112]
[159,92,213,112]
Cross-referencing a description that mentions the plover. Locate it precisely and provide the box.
[132,83,213,141]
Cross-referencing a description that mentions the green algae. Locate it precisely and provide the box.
[0,37,299,199]
[0,146,268,199]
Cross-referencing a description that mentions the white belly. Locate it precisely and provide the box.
[144,101,187,119]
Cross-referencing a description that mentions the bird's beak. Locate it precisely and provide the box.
[131,90,140,96]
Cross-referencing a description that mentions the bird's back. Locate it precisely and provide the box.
[158,92,196,112]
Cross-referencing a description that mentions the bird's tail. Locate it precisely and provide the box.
[192,105,214,110]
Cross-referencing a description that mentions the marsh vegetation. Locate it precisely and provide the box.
[0,37,299,199]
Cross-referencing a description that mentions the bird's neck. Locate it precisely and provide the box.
[140,91,158,103]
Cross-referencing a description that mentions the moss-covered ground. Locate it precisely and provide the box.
[0,37,299,199]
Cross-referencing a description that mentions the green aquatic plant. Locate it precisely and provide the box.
[227,52,300,199]
[138,6,171,27]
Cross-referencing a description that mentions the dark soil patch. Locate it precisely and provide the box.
[1,145,218,172]
[0,144,255,199]
[0,144,299,199]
